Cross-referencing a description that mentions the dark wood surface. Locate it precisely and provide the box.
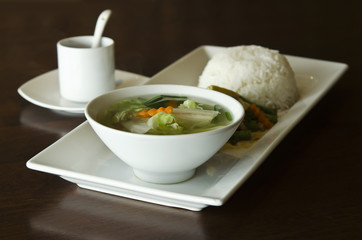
[1,0,361,239]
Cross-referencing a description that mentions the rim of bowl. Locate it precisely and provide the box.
[85,84,244,138]
[57,36,114,48]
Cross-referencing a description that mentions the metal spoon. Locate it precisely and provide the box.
[91,9,112,48]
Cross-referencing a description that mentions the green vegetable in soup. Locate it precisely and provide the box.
[179,99,202,109]
[146,112,183,135]
[172,108,219,130]
[121,117,150,134]
[105,98,146,123]
[143,95,187,108]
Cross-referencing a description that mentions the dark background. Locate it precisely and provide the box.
[1,0,361,239]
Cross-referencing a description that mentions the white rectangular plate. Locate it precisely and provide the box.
[26,45,348,211]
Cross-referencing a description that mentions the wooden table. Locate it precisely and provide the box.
[1,1,361,239]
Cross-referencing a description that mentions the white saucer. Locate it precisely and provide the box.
[18,69,150,114]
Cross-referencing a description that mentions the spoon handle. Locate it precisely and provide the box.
[92,9,112,48]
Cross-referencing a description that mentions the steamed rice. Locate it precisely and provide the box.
[198,45,299,110]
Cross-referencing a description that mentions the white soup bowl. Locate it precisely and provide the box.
[85,84,244,184]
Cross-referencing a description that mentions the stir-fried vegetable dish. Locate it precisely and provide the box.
[208,85,278,145]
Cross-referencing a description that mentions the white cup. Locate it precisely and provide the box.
[57,36,115,102]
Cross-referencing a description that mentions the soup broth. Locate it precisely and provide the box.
[98,94,232,135]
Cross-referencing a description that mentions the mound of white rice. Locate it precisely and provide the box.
[198,45,299,110]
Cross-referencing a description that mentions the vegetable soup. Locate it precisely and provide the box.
[98,95,232,135]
